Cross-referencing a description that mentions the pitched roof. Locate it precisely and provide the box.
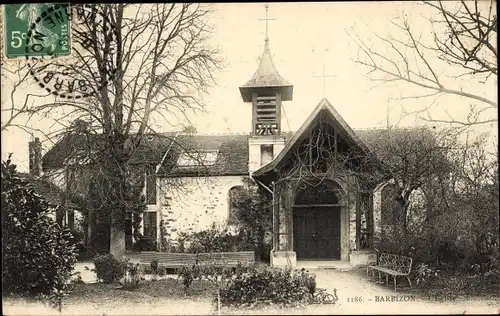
[157,134,251,177]
[17,173,80,210]
[239,40,293,102]
[42,133,175,169]
[42,133,254,177]
[41,100,428,179]
[252,98,382,177]
[42,128,420,179]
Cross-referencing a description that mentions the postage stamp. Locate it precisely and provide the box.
[3,3,71,58]
[19,3,118,99]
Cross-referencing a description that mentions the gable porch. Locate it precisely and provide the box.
[253,98,386,268]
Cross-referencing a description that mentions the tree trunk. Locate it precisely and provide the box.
[87,209,94,252]
[110,224,126,257]
[107,131,127,256]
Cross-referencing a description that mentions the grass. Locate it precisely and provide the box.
[2,278,315,315]
[3,278,218,315]
[70,277,216,300]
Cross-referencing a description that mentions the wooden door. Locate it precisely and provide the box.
[293,207,341,260]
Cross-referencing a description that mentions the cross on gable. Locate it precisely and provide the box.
[258,4,276,41]
[313,64,337,96]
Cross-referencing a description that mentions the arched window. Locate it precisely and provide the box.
[228,186,245,225]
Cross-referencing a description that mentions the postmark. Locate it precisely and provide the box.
[24,3,119,99]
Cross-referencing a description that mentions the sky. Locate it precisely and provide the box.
[1,2,497,172]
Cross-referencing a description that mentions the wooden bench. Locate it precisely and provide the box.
[366,253,413,291]
[139,251,255,271]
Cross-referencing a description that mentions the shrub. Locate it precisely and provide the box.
[150,258,159,274]
[1,156,78,301]
[141,238,157,251]
[119,261,142,290]
[92,254,127,283]
[413,262,440,286]
[184,223,238,253]
[178,265,197,294]
[158,266,167,277]
[219,265,315,307]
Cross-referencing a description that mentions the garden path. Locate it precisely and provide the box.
[299,268,499,315]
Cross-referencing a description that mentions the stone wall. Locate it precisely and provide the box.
[158,175,246,241]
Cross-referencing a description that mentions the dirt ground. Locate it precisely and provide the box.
[3,265,499,315]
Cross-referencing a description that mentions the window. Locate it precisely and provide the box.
[143,212,157,239]
[177,151,219,167]
[146,165,156,204]
[228,186,245,225]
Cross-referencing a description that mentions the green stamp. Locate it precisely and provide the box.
[3,3,71,58]
[3,3,119,99]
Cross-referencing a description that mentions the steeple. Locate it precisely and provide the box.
[239,41,294,102]
[241,4,292,173]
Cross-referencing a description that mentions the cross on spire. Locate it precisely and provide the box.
[258,4,276,42]
[313,64,336,96]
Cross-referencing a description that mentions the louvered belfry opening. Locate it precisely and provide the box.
[253,92,281,136]
[256,95,277,122]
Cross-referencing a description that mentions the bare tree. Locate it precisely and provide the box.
[365,127,459,234]
[349,0,497,126]
[28,4,221,256]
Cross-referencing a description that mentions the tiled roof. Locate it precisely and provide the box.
[42,133,254,177]
[42,133,175,169]
[157,134,251,177]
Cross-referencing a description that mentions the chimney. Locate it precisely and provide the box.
[29,137,43,177]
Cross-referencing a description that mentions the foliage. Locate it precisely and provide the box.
[229,177,273,260]
[413,263,440,285]
[134,236,157,251]
[70,226,88,260]
[218,265,316,308]
[158,219,170,252]
[150,259,159,274]
[378,147,499,296]
[378,131,498,280]
[1,156,78,306]
[177,265,200,294]
[182,125,198,134]
[157,266,167,277]
[178,223,245,253]
[92,254,128,284]
[81,161,147,255]
[119,261,142,290]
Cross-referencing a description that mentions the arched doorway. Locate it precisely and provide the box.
[292,181,343,260]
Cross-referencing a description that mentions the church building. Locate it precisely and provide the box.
[37,7,395,268]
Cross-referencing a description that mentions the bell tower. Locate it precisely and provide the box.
[240,4,293,173]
